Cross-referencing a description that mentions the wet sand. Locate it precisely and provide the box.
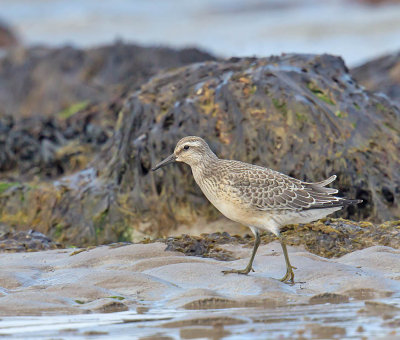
[1,241,399,338]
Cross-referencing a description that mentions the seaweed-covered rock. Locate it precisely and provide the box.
[0,108,110,178]
[0,54,399,245]
[0,43,215,179]
[0,226,62,252]
[101,54,399,227]
[0,43,216,118]
[351,51,400,107]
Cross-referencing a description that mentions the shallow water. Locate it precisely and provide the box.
[1,0,400,66]
[0,301,398,339]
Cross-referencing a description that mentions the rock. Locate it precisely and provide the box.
[0,43,216,179]
[351,50,400,107]
[0,43,216,118]
[98,53,399,236]
[0,21,17,48]
[0,113,107,178]
[0,228,63,252]
[0,54,399,245]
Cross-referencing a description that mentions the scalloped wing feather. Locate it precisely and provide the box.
[222,161,345,212]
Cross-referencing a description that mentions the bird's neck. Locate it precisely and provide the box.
[190,153,219,183]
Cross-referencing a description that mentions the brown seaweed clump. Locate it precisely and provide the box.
[162,232,249,261]
[162,218,400,260]
[274,218,400,258]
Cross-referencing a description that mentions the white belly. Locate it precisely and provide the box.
[196,180,246,222]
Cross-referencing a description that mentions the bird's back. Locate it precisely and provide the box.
[192,158,360,232]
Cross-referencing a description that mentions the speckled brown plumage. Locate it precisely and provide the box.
[201,160,346,212]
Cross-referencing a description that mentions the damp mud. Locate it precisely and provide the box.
[0,242,399,338]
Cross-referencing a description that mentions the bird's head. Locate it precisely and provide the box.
[152,136,215,171]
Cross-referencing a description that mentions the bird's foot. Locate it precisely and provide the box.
[222,267,254,275]
[279,265,297,284]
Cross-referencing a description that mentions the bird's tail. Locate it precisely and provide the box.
[306,175,338,195]
[304,175,363,209]
[340,198,363,206]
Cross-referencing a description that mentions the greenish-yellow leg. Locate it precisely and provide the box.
[222,229,260,275]
[279,238,297,284]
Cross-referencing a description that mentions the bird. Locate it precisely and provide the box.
[152,136,362,283]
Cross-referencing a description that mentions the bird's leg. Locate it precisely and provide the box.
[223,228,260,275]
[278,237,296,284]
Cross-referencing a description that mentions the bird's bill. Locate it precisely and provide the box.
[152,154,177,171]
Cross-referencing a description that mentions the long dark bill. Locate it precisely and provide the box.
[152,154,177,171]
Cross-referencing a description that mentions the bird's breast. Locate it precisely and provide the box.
[193,171,259,224]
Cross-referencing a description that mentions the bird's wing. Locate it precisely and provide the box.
[224,162,349,212]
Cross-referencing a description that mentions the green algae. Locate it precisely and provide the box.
[53,223,64,240]
[335,111,348,118]
[107,296,125,301]
[272,98,286,111]
[93,210,108,240]
[375,102,386,111]
[58,101,89,120]
[307,82,336,105]
[249,84,257,95]
[295,112,307,123]
[384,122,399,132]
[0,182,20,195]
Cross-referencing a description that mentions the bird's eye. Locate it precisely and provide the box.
[183,145,190,150]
